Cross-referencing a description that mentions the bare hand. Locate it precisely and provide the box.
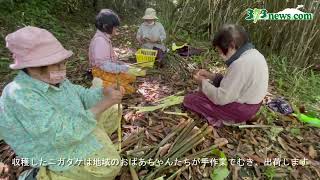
[0,163,9,180]
[108,89,123,104]
[137,37,144,44]
[150,36,160,43]
[91,86,125,118]
[103,85,125,96]
[144,36,159,43]
[103,86,125,104]
[193,73,206,85]
[196,69,214,79]
[143,37,151,43]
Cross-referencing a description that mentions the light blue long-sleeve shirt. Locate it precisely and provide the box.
[0,71,104,171]
[136,22,166,51]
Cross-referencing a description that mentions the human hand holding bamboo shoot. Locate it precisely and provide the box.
[90,86,124,119]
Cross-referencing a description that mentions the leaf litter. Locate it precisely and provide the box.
[1,25,319,180]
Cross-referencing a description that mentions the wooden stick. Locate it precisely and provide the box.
[237,125,273,128]
[117,73,122,152]
[163,111,189,117]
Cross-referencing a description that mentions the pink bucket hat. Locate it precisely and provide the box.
[5,26,73,69]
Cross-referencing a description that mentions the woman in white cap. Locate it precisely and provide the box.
[0,26,123,179]
[136,8,167,63]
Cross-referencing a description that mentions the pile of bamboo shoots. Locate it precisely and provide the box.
[122,119,228,180]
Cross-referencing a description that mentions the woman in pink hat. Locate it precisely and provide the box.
[0,26,122,179]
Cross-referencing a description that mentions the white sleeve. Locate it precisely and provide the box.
[158,23,166,42]
[201,63,246,105]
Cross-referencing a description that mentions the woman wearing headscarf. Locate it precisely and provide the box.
[0,26,123,179]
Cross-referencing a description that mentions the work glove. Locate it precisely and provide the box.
[127,66,146,77]
[91,77,103,88]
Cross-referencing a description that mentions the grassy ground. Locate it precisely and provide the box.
[268,55,320,117]
[1,6,320,180]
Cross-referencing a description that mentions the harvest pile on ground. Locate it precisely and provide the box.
[0,24,319,180]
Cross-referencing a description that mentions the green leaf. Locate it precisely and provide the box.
[263,166,276,180]
[212,149,227,160]
[211,149,230,180]
[210,166,230,180]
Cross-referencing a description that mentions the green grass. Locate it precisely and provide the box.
[263,166,276,180]
[269,55,320,116]
[256,55,320,126]
[156,0,320,66]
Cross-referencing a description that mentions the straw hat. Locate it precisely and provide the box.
[142,8,158,20]
[6,26,73,70]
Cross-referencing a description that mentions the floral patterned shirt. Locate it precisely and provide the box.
[0,71,104,171]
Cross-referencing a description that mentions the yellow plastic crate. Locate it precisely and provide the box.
[135,49,158,68]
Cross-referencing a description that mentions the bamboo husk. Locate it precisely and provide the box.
[129,161,139,180]
[144,120,188,160]
[164,124,208,159]
[182,139,229,160]
[129,96,184,113]
[172,120,197,147]
[126,146,156,156]
[121,136,144,153]
[166,166,189,180]
[169,126,213,160]
[145,125,212,180]
[167,119,196,154]
[154,91,185,103]
[170,137,206,161]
